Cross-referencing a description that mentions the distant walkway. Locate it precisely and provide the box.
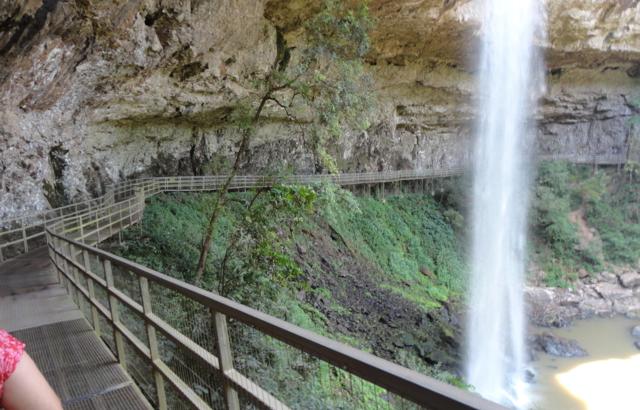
[0,154,627,410]
[0,152,627,264]
[0,248,150,409]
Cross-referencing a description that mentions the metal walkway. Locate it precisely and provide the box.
[0,247,150,409]
[0,173,509,410]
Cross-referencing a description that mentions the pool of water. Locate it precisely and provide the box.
[531,316,640,410]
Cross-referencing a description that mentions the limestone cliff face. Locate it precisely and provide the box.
[0,0,639,219]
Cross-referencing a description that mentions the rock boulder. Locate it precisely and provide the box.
[532,333,588,358]
[593,283,633,301]
[613,298,640,318]
[619,272,640,289]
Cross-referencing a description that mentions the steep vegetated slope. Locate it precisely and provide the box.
[530,162,640,287]
[113,184,467,385]
[110,163,639,397]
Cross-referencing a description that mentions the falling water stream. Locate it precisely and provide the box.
[466,0,544,407]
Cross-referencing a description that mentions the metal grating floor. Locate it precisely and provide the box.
[0,247,83,331]
[13,319,150,410]
[2,249,150,410]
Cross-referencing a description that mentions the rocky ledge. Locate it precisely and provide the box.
[1,0,639,220]
[526,270,640,327]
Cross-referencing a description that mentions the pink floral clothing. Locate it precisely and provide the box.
[0,329,25,400]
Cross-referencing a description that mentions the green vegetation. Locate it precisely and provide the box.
[119,186,316,309]
[119,183,465,324]
[195,0,374,279]
[116,183,467,408]
[317,184,466,310]
[112,163,639,404]
[531,161,640,287]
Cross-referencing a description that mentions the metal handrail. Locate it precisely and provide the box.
[1,152,626,262]
[0,169,465,262]
[12,153,627,408]
[46,229,503,410]
[43,184,504,410]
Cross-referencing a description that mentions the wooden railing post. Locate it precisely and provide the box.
[83,250,101,337]
[21,217,28,253]
[67,243,86,313]
[51,237,65,289]
[45,231,55,277]
[79,214,85,242]
[104,259,127,369]
[213,311,240,410]
[61,241,75,299]
[96,209,102,244]
[139,276,168,409]
[47,235,64,285]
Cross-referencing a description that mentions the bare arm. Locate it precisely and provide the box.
[1,352,62,410]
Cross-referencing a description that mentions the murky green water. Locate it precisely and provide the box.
[531,316,640,410]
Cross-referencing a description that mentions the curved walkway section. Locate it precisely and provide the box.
[0,248,150,409]
[3,172,506,410]
[0,154,625,409]
[0,151,626,263]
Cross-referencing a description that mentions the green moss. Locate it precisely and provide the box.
[114,182,467,406]
[532,161,640,286]
[318,185,466,309]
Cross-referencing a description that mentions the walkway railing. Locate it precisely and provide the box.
[0,168,465,262]
[5,152,627,409]
[0,151,627,262]
[38,173,505,410]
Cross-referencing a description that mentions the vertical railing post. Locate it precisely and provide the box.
[21,217,28,254]
[213,311,240,410]
[45,231,58,284]
[68,243,86,313]
[108,201,114,238]
[139,276,168,409]
[79,214,85,242]
[119,204,125,240]
[61,241,76,301]
[52,237,66,290]
[104,259,127,369]
[83,250,101,337]
[96,208,102,244]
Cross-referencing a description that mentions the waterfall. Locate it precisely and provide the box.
[466,0,544,407]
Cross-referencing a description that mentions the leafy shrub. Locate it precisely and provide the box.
[532,162,579,265]
[542,263,574,288]
[317,188,466,309]
[587,199,640,265]
[531,161,640,285]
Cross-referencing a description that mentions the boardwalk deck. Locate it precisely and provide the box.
[0,247,149,409]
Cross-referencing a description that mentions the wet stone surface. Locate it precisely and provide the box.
[531,332,589,358]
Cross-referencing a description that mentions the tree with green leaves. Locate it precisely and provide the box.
[194,0,374,281]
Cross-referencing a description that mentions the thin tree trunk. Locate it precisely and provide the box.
[218,188,266,295]
[194,94,271,281]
